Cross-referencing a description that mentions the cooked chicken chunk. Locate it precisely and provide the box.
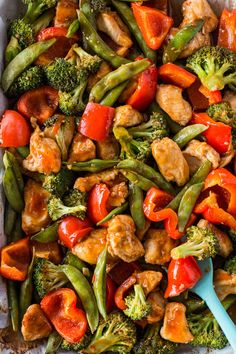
[107,182,128,208]
[152,138,189,186]
[144,229,178,265]
[219,148,235,168]
[160,303,194,343]
[23,127,61,175]
[114,105,143,128]
[156,85,192,126]
[223,91,236,111]
[107,215,145,262]
[22,180,51,235]
[197,219,233,258]
[214,269,236,301]
[74,169,119,192]
[96,135,119,160]
[72,229,107,265]
[22,304,52,341]
[87,62,112,92]
[54,0,78,28]
[179,32,211,58]
[136,271,163,296]
[31,241,62,265]
[147,291,166,324]
[68,133,96,164]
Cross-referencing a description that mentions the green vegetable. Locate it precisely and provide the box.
[66,19,80,38]
[31,222,59,243]
[224,256,236,274]
[9,18,35,49]
[172,124,207,148]
[129,183,146,230]
[178,182,204,232]
[124,284,151,320]
[80,0,97,28]
[163,19,204,63]
[4,202,17,239]
[45,331,63,354]
[19,248,35,320]
[100,81,129,107]
[93,247,107,320]
[16,146,30,158]
[149,101,182,134]
[207,101,236,128]
[90,0,109,14]
[64,252,90,276]
[7,280,19,332]
[23,0,58,24]
[5,36,21,66]
[121,170,157,191]
[61,334,91,351]
[11,215,23,242]
[31,8,55,34]
[59,79,87,115]
[65,159,119,172]
[43,169,75,198]
[97,202,128,226]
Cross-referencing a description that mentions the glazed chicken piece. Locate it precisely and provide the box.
[156,85,192,126]
[180,32,211,58]
[22,179,51,235]
[96,135,119,160]
[144,229,179,265]
[146,291,166,324]
[107,182,129,208]
[152,138,189,186]
[74,169,120,192]
[31,241,62,265]
[214,269,236,301]
[68,133,96,164]
[107,215,145,262]
[160,303,194,343]
[87,62,112,92]
[22,304,52,341]
[54,0,78,28]
[114,105,144,128]
[23,127,61,175]
[136,271,163,296]
[72,228,107,265]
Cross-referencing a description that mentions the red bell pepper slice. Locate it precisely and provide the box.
[108,261,141,286]
[187,79,209,111]
[79,103,115,142]
[164,256,202,298]
[132,4,173,50]
[41,288,88,343]
[37,26,78,41]
[191,113,232,154]
[87,183,110,226]
[127,57,158,112]
[114,274,137,310]
[106,275,117,314]
[218,9,236,53]
[58,216,93,249]
[198,85,222,105]
[0,238,30,281]
[159,63,197,89]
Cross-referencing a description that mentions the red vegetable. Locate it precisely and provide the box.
[87,184,110,226]
[79,103,115,142]
[164,256,202,298]
[37,26,77,41]
[106,275,117,314]
[58,216,93,249]
[218,9,236,53]
[132,4,173,50]
[0,110,31,148]
[114,274,137,310]
[41,288,88,343]
[159,63,197,89]
[198,85,222,105]
[187,79,209,111]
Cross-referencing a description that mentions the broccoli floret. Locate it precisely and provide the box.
[61,333,91,351]
[133,322,178,354]
[123,284,151,321]
[128,112,169,142]
[171,226,219,260]
[73,45,102,74]
[187,46,236,91]
[33,258,68,298]
[9,18,34,48]
[113,126,150,161]
[43,169,75,198]
[207,101,236,127]
[224,256,236,274]
[90,0,109,13]
[7,66,44,98]
[23,0,58,24]
[59,80,88,115]
[83,312,136,354]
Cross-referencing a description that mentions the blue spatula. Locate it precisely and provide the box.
[191,258,236,353]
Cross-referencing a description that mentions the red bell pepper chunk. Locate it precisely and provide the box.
[187,79,209,111]
[114,274,137,310]
[191,113,232,154]
[164,256,202,298]
[37,26,78,41]
[79,103,115,142]
[0,238,30,281]
[41,288,88,343]
[159,63,197,89]
[106,275,117,314]
[87,183,110,226]
[198,85,222,106]
[218,9,236,53]
[132,4,173,50]
[127,57,158,112]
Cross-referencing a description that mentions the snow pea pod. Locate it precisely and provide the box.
[3,167,24,213]
[100,81,129,107]
[11,215,23,242]
[7,280,19,332]
[5,36,21,66]
[121,170,156,191]
[97,202,128,226]
[19,249,35,320]
[64,252,91,278]
[65,159,119,172]
[45,331,62,354]
[2,38,56,92]
[178,182,204,232]
[67,19,80,38]
[4,151,24,193]
[31,222,59,243]
[4,202,17,239]
[79,0,96,28]
[93,247,107,320]
[173,124,208,148]
[129,183,146,230]
[32,8,56,35]
[61,264,99,333]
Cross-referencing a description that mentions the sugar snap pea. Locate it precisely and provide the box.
[11,215,23,242]
[61,264,99,333]
[79,0,96,28]
[64,159,119,172]
[4,151,24,193]
[45,331,63,354]
[64,252,91,278]
[4,202,17,239]
[89,59,150,102]
[32,8,56,35]
[100,81,129,107]
[93,247,107,320]
[7,280,19,332]
[173,124,208,148]
[2,38,56,92]
[5,36,21,66]
[129,183,146,230]
[178,182,204,232]
[31,222,59,243]
[19,249,35,320]
[67,19,80,38]
[121,170,156,191]
[97,202,129,226]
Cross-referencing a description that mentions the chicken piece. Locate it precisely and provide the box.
[22,179,51,235]
[114,105,144,128]
[107,215,145,262]
[156,85,192,126]
[23,127,61,175]
[31,241,62,265]
[136,271,163,296]
[72,228,107,265]
[197,219,233,258]
[54,0,78,28]
[96,135,119,160]
[107,182,129,208]
[146,291,166,324]
[68,133,96,164]
[152,138,189,186]
[160,302,194,343]
[179,32,211,58]
[214,269,236,301]
[219,147,235,168]
[21,304,52,341]
[97,11,133,49]
[183,140,220,174]
[74,169,119,192]
[87,62,112,92]
[144,229,179,265]
[223,91,236,112]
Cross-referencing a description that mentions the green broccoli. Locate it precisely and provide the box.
[7,66,44,98]
[23,0,58,24]
[171,226,219,260]
[187,46,236,91]
[224,256,236,274]
[59,80,88,115]
[133,322,178,354]
[83,312,136,354]
[207,102,236,128]
[61,334,91,351]
[128,112,169,142]
[9,18,35,48]
[43,169,76,198]
[33,258,68,298]
[123,284,151,321]
[73,45,102,75]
